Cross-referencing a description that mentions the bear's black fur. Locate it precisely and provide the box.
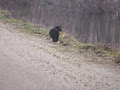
[49,26,62,42]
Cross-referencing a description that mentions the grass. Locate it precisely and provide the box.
[75,43,92,50]
[0,10,10,15]
[5,18,21,24]
[22,22,49,37]
[0,10,49,37]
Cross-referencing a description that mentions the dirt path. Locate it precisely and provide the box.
[0,21,120,90]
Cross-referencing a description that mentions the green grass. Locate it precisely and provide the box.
[0,10,20,24]
[0,15,6,19]
[0,10,10,15]
[5,18,21,24]
[0,10,49,37]
[107,50,116,55]
[75,43,92,49]
[22,23,49,37]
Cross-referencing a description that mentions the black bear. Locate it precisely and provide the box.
[49,26,62,42]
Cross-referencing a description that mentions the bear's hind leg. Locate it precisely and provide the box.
[52,38,58,42]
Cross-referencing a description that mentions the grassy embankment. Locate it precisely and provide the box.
[0,9,119,63]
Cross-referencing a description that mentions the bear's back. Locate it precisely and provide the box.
[49,28,59,37]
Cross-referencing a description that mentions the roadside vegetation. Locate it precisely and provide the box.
[0,9,119,64]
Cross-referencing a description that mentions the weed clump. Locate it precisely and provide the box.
[114,51,120,64]
[0,10,11,19]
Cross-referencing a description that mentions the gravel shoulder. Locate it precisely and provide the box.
[0,21,120,90]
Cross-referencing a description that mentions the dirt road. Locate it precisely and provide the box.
[0,21,120,90]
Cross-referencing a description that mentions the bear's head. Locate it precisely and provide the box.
[55,26,62,32]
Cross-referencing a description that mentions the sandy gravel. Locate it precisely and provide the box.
[0,21,120,90]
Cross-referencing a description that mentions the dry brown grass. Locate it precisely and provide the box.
[114,51,120,64]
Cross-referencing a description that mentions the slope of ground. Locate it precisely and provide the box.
[0,20,120,90]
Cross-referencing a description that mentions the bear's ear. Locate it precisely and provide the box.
[59,26,62,30]
[59,26,62,31]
